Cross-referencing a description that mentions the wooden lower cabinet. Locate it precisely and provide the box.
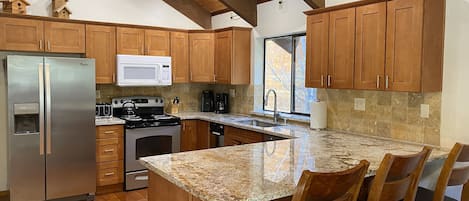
[180,120,210,151]
[95,125,124,194]
[224,126,264,146]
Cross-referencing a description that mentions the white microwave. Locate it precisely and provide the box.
[116,55,172,87]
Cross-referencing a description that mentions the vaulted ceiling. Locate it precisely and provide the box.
[163,0,325,29]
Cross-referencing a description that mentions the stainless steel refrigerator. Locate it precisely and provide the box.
[5,55,96,201]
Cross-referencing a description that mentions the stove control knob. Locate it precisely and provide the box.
[120,100,124,103]
[159,99,163,103]
[114,100,118,104]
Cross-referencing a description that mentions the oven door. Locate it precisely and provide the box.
[125,126,181,172]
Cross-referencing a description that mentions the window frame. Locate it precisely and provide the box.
[262,33,311,116]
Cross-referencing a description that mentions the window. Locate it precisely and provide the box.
[264,34,317,115]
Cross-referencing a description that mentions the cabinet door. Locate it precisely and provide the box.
[171,32,190,83]
[214,30,232,84]
[117,27,145,55]
[328,8,355,89]
[86,25,116,84]
[386,0,423,92]
[0,17,44,52]
[44,22,85,53]
[145,30,170,56]
[354,2,386,90]
[305,13,329,88]
[189,33,215,83]
[196,121,210,150]
[180,120,197,152]
[231,29,251,85]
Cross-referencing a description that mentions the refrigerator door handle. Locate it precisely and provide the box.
[45,63,52,155]
[39,64,45,155]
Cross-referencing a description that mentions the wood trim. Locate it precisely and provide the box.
[304,0,386,15]
[304,0,325,9]
[218,0,257,27]
[211,0,273,16]
[214,26,252,32]
[96,183,124,195]
[0,191,9,201]
[162,0,212,29]
[0,13,188,32]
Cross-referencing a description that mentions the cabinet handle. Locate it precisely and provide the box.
[327,75,331,87]
[104,149,115,153]
[376,75,380,89]
[190,72,193,81]
[39,40,43,50]
[104,172,115,177]
[320,75,324,87]
[385,75,389,89]
[104,131,115,134]
[213,74,216,82]
[47,41,51,51]
[112,73,116,83]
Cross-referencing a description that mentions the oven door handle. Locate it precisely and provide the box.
[135,175,148,181]
[211,131,221,136]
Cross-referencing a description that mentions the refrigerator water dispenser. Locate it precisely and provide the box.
[14,103,39,134]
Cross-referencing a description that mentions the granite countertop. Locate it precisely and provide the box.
[95,117,126,126]
[140,112,449,201]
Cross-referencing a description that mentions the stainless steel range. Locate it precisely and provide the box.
[112,97,181,191]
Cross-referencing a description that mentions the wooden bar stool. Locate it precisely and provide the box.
[291,160,370,201]
[366,146,433,201]
[416,143,469,201]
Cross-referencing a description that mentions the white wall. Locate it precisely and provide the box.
[212,0,311,111]
[23,0,202,29]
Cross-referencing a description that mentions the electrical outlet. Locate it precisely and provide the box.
[354,98,366,111]
[420,104,430,118]
[96,90,101,99]
[230,89,236,98]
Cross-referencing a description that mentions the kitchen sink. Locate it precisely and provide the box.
[237,120,280,128]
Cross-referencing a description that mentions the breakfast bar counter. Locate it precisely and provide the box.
[140,113,449,201]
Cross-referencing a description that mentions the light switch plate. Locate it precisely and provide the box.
[230,89,236,98]
[354,98,366,111]
[96,90,101,99]
[420,104,430,118]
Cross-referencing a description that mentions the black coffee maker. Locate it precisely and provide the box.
[215,93,229,114]
[201,90,214,112]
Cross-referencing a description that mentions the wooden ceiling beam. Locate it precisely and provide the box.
[304,0,325,9]
[162,0,212,29]
[218,0,257,27]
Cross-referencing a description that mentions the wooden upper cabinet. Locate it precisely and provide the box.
[117,27,145,55]
[189,32,214,83]
[214,28,251,85]
[306,13,329,88]
[44,21,85,53]
[86,25,116,84]
[0,17,44,52]
[328,8,356,89]
[231,29,251,85]
[171,32,190,83]
[386,0,423,92]
[354,2,386,90]
[215,30,232,84]
[145,30,170,56]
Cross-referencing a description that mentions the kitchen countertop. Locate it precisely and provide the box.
[140,112,449,201]
[95,117,126,126]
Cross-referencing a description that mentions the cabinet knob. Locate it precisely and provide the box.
[376,75,381,89]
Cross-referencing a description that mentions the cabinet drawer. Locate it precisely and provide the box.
[96,125,123,139]
[96,138,123,162]
[97,161,123,186]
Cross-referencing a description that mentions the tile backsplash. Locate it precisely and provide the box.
[97,84,441,145]
[96,84,253,114]
[317,89,441,145]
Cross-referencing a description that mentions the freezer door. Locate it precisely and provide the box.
[44,57,96,200]
[7,55,46,201]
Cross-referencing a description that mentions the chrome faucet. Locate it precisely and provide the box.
[265,89,280,124]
